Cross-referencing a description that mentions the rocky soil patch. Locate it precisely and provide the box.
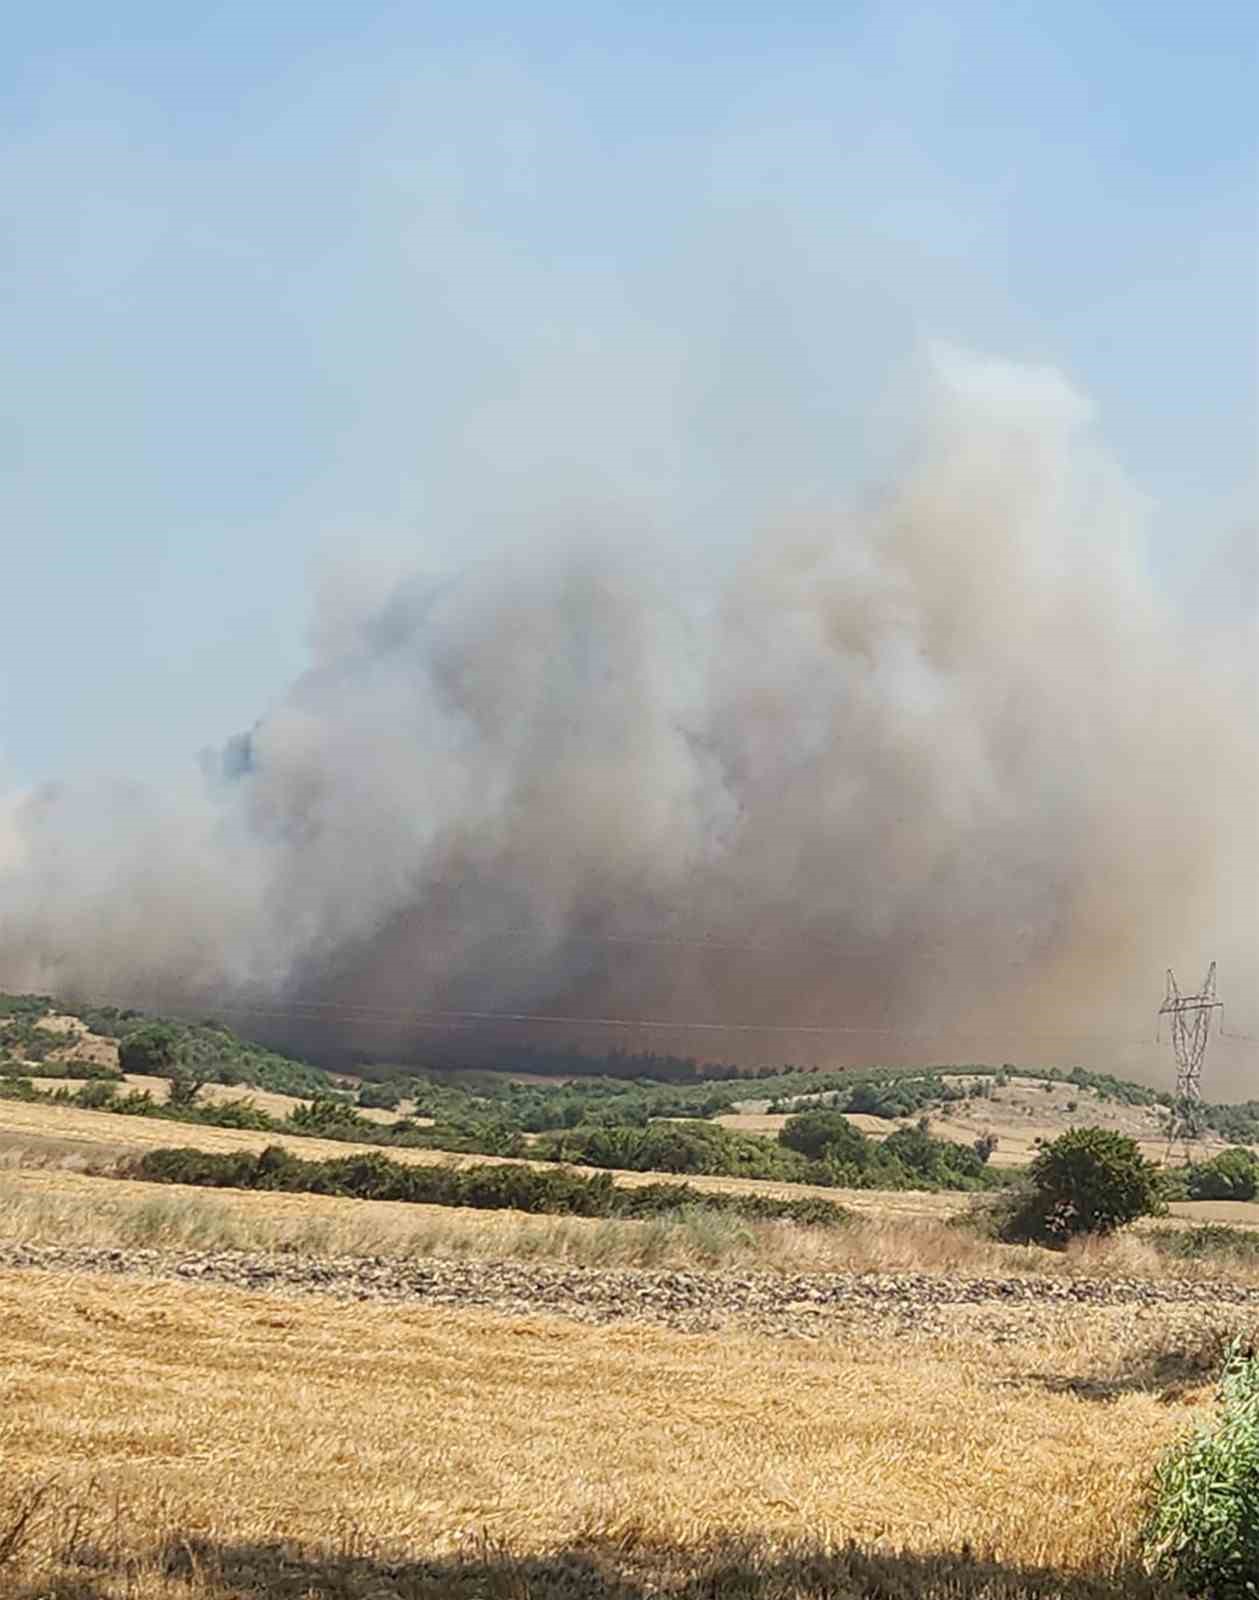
[5,1240,1259,1340]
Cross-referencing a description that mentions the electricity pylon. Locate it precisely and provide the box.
[1160,962,1221,1164]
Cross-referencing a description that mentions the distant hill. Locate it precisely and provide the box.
[0,993,332,1098]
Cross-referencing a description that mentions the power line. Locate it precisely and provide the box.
[190,993,1259,1046]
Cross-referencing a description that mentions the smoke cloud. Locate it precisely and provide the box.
[2,344,1255,1083]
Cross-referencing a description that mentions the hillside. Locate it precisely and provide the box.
[0,992,333,1096]
[720,1071,1239,1169]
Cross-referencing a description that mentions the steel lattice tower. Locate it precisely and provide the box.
[1160,962,1222,1164]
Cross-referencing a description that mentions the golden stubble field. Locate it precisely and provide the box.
[2,1096,1255,1596]
[0,1265,1218,1599]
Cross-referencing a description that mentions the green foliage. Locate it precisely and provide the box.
[165,1070,205,1110]
[285,1094,369,1137]
[118,1024,181,1076]
[0,1074,40,1102]
[999,1127,1165,1245]
[537,1120,816,1182]
[779,1110,868,1165]
[1202,1101,1259,1145]
[1149,1224,1259,1271]
[72,1079,123,1110]
[10,1058,120,1081]
[192,1097,274,1130]
[126,1144,852,1228]
[1185,1148,1259,1203]
[357,1081,403,1110]
[0,994,54,1018]
[1144,1339,1259,1597]
[541,1110,1006,1194]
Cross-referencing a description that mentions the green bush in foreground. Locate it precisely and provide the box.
[125,1145,852,1229]
[1144,1339,1259,1597]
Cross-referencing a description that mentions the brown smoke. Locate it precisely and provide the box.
[2,346,1255,1085]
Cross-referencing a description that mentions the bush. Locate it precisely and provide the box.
[1144,1339,1259,1597]
[285,1095,368,1137]
[358,1082,403,1111]
[0,1074,40,1102]
[1149,1224,1259,1271]
[124,1145,852,1229]
[997,1127,1164,1245]
[118,1024,181,1076]
[1185,1147,1259,1203]
[74,1079,120,1109]
[778,1110,868,1166]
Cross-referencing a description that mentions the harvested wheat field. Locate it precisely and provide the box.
[0,1260,1232,1599]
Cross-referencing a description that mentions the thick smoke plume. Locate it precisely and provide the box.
[2,347,1255,1082]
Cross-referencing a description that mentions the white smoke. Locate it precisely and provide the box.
[2,343,1255,1080]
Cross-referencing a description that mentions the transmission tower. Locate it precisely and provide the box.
[1159,962,1222,1164]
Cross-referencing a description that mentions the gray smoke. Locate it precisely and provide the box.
[2,344,1255,1082]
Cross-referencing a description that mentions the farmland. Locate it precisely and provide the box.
[0,1258,1242,1598]
[6,997,1259,1595]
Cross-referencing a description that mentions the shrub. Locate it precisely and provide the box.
[778,1110,868,1166]
[190,1096,274,1131]
[286,1095,368,1137]
[358,1082,403,1111]
[118,1024,181,1076]
[998,1127,1164,1245]
[75,1079,120,1109]
[123,1145,852,1229]
[1185,1148,1259,1203]
[1149,1224,1259,1271]
[165,1070,204,1110]
[1144,1339,1259,1597]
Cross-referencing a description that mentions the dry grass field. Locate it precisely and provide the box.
[6,1085,1259,1597]
[0,1263,1228,1598]
[2,1161,1251,1285]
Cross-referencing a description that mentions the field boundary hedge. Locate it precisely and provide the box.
[121,1145,852,1228]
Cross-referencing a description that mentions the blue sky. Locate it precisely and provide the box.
[3,0,1255,787]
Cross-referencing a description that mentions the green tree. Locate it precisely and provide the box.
[118,1024,181,1077]
[778,1110,868,1166]
[1004,1126,1164,1244]
[358,1082,403,1111]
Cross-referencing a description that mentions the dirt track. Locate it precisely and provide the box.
[7,1240,1259,1341]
